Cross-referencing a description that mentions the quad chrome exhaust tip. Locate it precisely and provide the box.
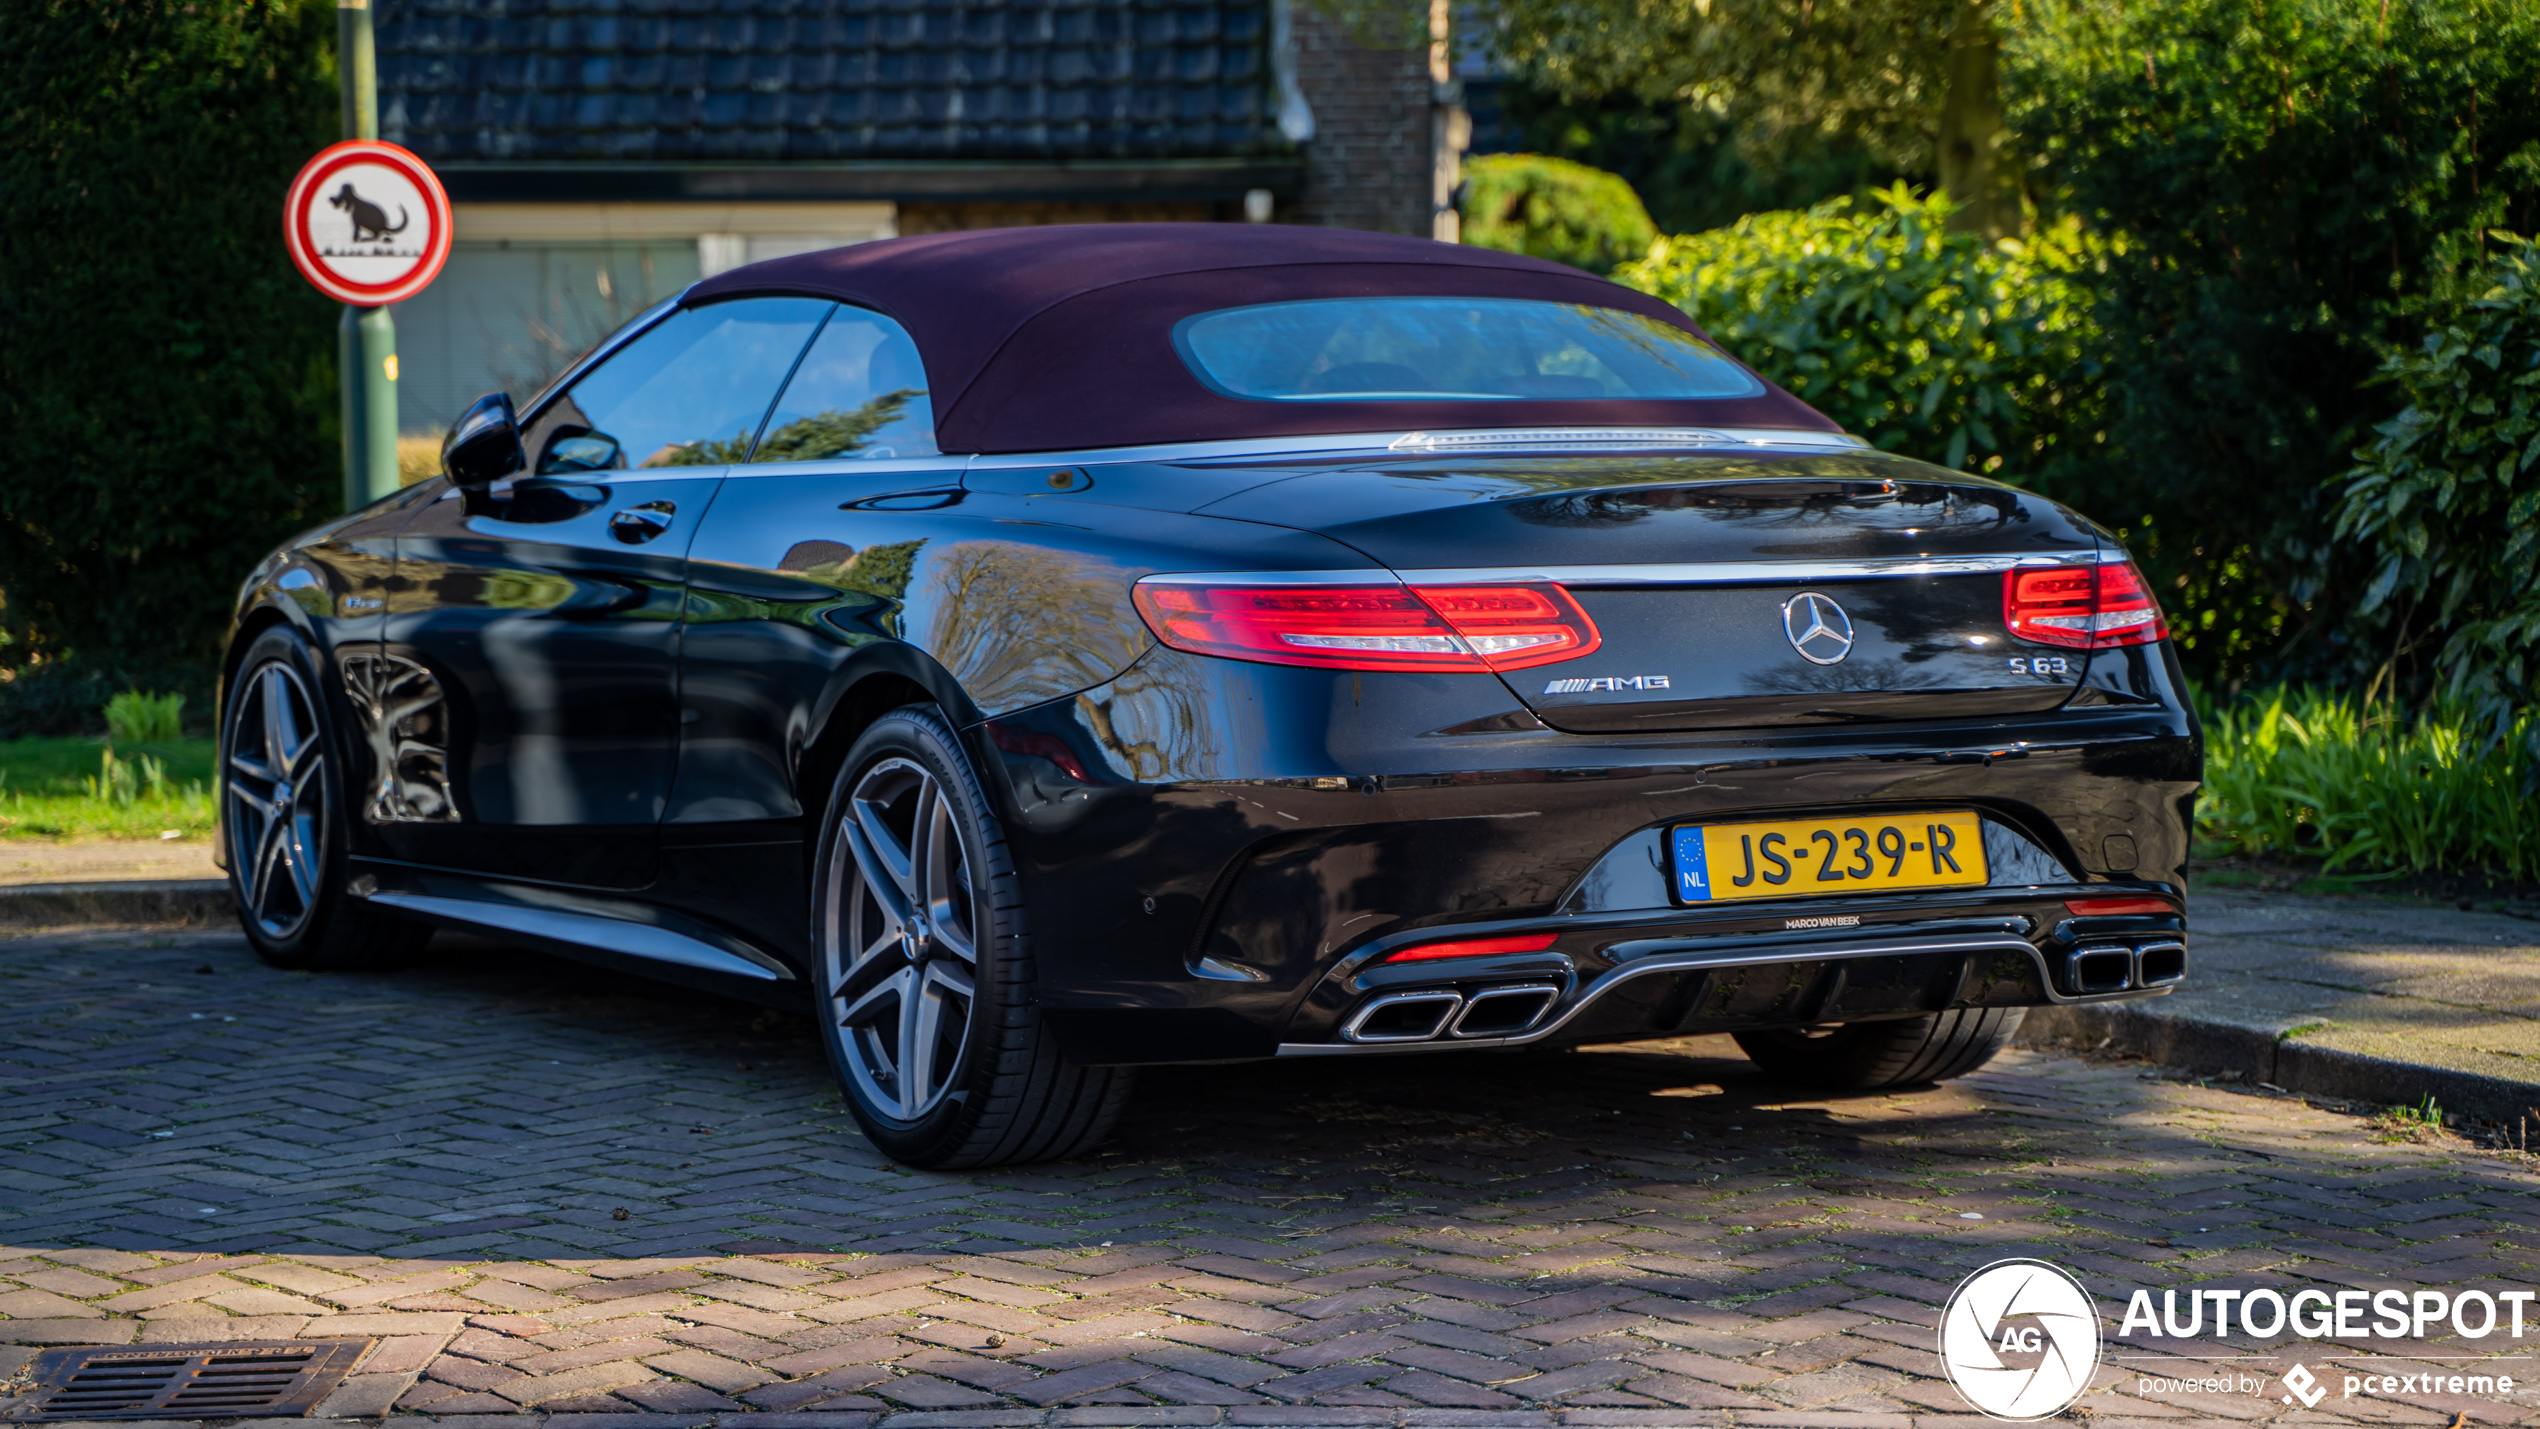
[1340,984,1562,1044]
[2064,938,2187,996]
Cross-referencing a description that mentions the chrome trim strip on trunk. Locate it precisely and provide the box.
[1386,427,1867,453]
[368,891,783,981]
[961,426,1870,468]
[1136,550,2120,590]
[1275,931,2170,1058]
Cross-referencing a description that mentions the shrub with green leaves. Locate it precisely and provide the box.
[2334,236,2540,705]
[1613,185,2107,481]
[0,0,338,686]
[2005,0,2540,690]
[105,690,185,745]
[2199,688,2540,884]
[1459,154,1659,275]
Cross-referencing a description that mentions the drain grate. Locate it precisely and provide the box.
[5,1338,371,1421]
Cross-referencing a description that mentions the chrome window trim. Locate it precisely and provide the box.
[1134,549,2121,589]
[962,426,1870,469]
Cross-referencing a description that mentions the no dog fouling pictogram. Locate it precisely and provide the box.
[282,140,451,306]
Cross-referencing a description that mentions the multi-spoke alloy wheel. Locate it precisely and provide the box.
[823,755,982,1122]
[810,706,1134,1168]
[227,658,329,940]
[221,627,429,970]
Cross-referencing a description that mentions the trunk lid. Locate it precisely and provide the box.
[1193,451,2104,732]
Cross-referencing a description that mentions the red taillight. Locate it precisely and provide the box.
[1410,584,1600,668]
[1385,932,1561,962]
[2064,897,2173,916]
[2003,560,2169,650]
[1131,581,1600,673]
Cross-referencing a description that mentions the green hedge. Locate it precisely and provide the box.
[0,0,339,707]
[1459,153,1658,275]
[2004,0,2540,691]
[2335,236,2540,706]
[1613,185,2106,483]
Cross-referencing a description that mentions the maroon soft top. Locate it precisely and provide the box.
[683,223,1838,455]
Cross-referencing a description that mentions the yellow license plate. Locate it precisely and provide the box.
[1670,810,1987,903]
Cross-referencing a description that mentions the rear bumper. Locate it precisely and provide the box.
[979,644,2200,1067]
[1276,897,2185,1058]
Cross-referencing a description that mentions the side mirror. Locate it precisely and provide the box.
[443,391,525,488]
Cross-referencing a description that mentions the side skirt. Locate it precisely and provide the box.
[350,860,805,1011]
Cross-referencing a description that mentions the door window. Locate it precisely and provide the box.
[748,307,938,463]
[529,297,830,474]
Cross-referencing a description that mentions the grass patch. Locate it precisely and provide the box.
[2199,689,2539,886]
[2370,1094,2450,1144]
[0,736,217,841]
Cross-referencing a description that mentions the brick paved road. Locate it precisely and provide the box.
[3,924,2537,1427]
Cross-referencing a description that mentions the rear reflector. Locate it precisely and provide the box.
[1132,581,1599,673]
[2064,897,2173,916]
[1386,932,1561,962]
[2003,561,2170,650]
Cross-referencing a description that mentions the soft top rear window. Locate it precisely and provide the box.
[1172,296,1765,403]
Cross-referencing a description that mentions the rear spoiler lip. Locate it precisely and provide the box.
[1135,549,2126,590]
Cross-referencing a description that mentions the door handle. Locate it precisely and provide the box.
[609,501,676,544]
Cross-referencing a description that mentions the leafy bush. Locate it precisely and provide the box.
[2334,237,2540,705]
[0,0,339,679]
[2199,688,2540,884]
[1460,154,1658,275]
[1477,78,1896,237]
[105,690,185,745]
[2005,0,2540,690]
[1613,185,2107,480]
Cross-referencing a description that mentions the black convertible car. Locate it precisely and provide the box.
[222,225,2198,1168]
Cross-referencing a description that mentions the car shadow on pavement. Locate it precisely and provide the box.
[3,922,2534,1424]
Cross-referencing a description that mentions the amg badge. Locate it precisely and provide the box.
[1543,675,1672,694]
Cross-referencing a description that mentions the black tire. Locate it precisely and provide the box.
[223,626,430,971]
[1733,1007,2025,1089]
[810,704,1133,1169]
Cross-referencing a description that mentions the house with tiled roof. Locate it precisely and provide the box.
[377,0,1469,434]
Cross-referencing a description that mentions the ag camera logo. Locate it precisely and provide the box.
[1940,1259,2101,1419]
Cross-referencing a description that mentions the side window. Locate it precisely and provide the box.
[749,307,938,463]
[529,298,831,474]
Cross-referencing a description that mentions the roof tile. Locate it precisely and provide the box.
[379,0,1282,162]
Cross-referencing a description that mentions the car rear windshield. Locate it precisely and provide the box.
[1171,297,1764,402]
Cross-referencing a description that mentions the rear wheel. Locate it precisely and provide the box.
[223,627,429,970]
[811,705,1132,1169]
[1733,1007,2024,1089]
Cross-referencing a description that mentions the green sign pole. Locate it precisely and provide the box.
[337,0,400,509]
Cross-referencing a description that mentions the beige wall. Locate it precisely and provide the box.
[894,201,1224,234]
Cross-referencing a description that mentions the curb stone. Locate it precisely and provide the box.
[2019,1000,2540,1124]
[0,878,228,929]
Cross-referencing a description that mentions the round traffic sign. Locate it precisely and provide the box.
[282,140,452,306]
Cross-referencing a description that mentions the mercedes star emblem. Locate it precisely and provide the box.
[1782,591,1855,665]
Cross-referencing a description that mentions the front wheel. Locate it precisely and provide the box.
[223,626,428,970]
[810,705,1132,1169]
[1733,1007,2025,1089]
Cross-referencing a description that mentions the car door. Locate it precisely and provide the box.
[382,296,833,889]
[662,304,969,939]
